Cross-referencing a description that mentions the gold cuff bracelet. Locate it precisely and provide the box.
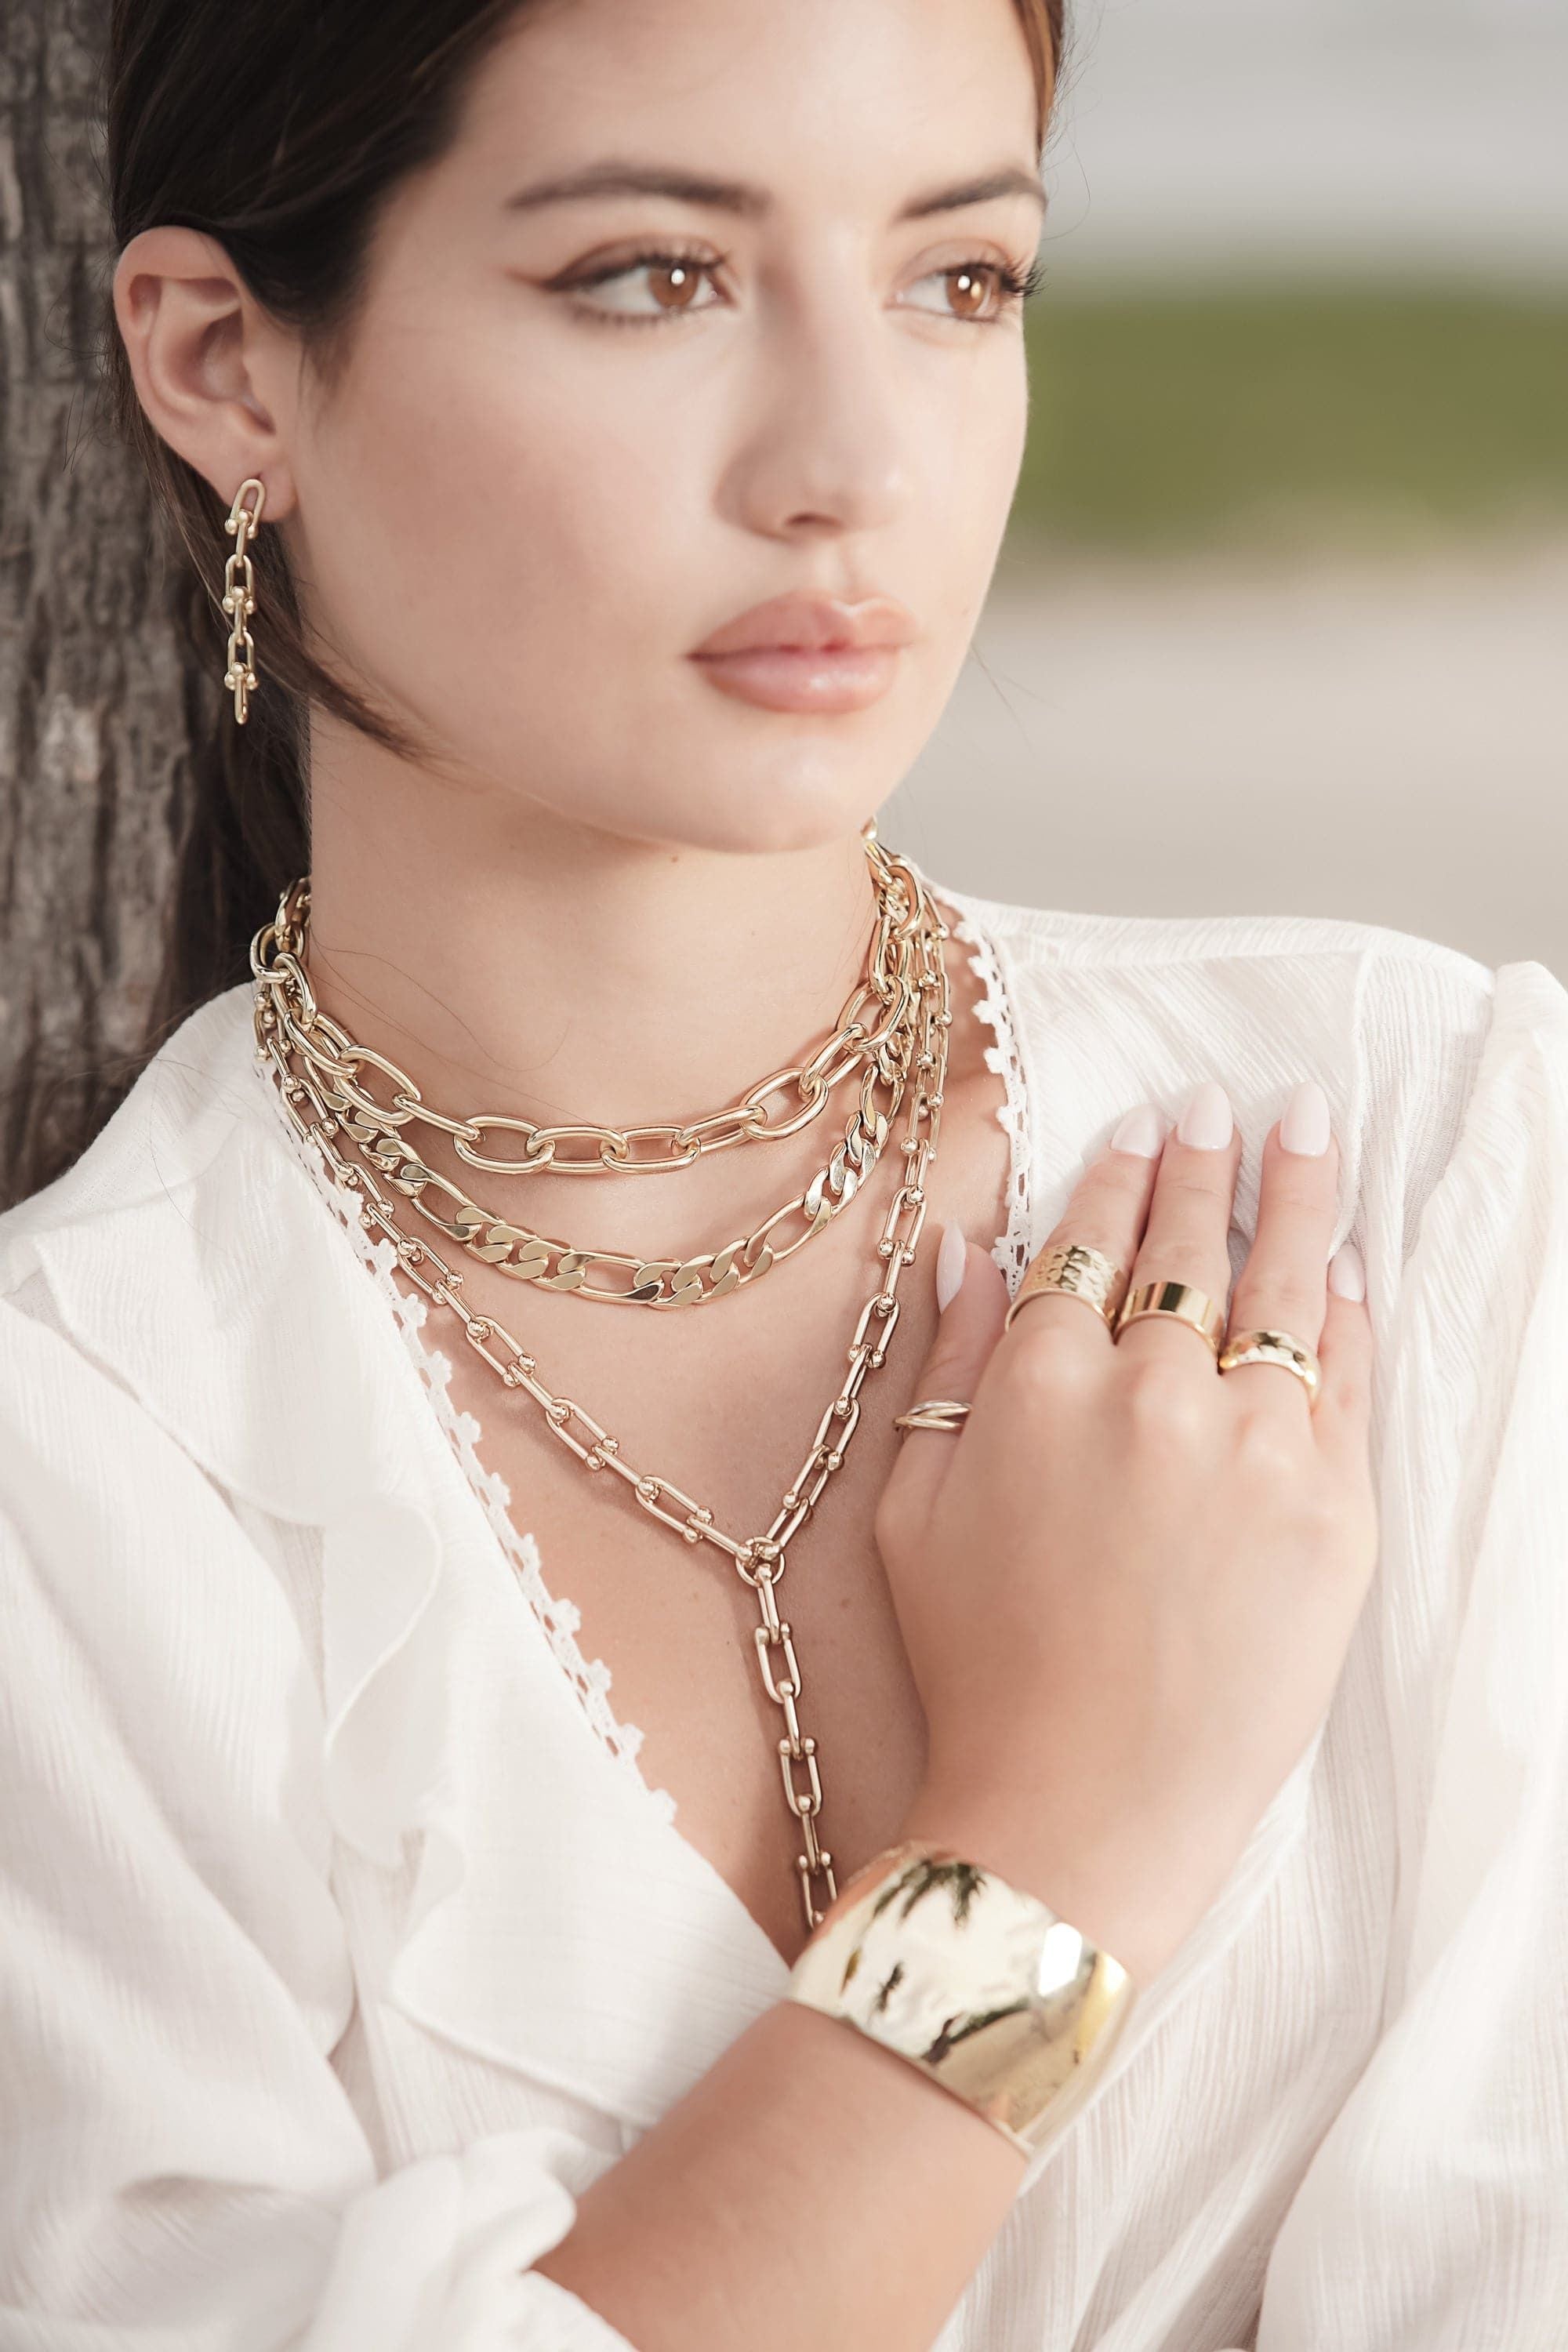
[786,1838,1137,2160]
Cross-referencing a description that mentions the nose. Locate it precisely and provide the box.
[717,289,915,543]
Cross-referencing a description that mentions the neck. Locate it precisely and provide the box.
[299,771,887,1149]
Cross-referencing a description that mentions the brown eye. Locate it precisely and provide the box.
[561,249,726,327]
[646,260,705,314]
[946,266,995,321]
[903,260,1033,326]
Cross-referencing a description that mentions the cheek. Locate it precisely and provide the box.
[927,358,1029,622]
[946,355,1029,516]
[306,314,702,714]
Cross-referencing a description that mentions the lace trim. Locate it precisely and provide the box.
[944,901,1035,1294]
[250,899,1033,1824]
[255,1061,675,1823]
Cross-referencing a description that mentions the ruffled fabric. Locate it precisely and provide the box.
[1,985,793,2132]
[0,1296,641,2350]
[257,1062,677,1828]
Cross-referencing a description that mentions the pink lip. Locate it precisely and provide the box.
[688,591,914,713]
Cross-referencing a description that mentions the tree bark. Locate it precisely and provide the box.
[1,0,196,1212]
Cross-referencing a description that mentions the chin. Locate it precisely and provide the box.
[655,801,877,862]
[641,757,903,861]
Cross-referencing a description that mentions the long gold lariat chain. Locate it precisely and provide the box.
[249,836,951,1934]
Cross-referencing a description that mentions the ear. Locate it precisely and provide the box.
[111,226,301,521]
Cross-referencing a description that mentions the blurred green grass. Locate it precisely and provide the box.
[1009,282,1568,551]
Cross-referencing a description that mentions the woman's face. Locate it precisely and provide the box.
[281,0,1044,854]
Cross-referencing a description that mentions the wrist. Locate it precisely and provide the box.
[895,1785,1174,1990]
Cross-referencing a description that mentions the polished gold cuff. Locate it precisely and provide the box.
[786,1838,1137,2160]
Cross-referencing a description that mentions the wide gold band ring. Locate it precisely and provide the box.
[1004,1241,1126,1335]
[1217,1328,1323,1410]
[891,1397,972,1436]
[1113,1278,1228,1357]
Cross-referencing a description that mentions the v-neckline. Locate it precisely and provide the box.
[261,876,1035,1982]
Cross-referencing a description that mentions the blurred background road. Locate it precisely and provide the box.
[887,0,1568,978]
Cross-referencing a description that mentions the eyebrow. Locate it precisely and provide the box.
[502,160,1047,222]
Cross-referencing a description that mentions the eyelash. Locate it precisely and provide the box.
[557,244,1047,329]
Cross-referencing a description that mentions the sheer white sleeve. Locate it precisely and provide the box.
[0,1297,641,2352]
[1254,956,1568,2346]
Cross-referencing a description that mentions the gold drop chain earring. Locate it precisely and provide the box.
[222,476,267,724]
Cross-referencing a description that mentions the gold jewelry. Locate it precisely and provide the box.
[249,830,931,1312]
[256,828,913,1179]
[222,477,266,724]
[1004,1240,1125,1334]
[256,905,916,1309]
[787,1838,1137,2160]
[252,829,952,1936]
[1114,1277,1227,1356]
[891,1397,971,1436]
[1217,1327,1322,1409]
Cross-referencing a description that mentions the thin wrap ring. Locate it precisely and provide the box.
[891,1398,972,1436]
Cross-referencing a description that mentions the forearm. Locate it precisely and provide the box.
[532,1993,1029,2352]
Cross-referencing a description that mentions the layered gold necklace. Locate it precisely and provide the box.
[250,820,951,1933]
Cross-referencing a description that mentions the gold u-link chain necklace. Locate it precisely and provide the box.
[249,829,951,1934]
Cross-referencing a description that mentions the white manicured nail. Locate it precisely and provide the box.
[1327,1240,1366,1301]
[1177,1080,1233,1150]
[1280,1080,1330,1156]
[936,1220,968,1312]
[1109,1102,1165,1157]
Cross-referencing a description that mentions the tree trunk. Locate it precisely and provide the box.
[1,0,195,1212]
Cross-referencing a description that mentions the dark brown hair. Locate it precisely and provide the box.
[102,0,1065,1069]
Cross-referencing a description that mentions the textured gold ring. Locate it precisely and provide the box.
[891,1397,972,1436]
[1113,1278,1228,1358]
[1004,1240,1126,1334]
[1217,1327,1322,1410]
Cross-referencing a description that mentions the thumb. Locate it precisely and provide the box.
[877,1221,1010,1542]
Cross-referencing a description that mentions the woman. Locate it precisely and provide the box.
[2,0,1565,2345]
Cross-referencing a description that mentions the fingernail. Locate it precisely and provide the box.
[1327,1240,1366,1301]
[1280,1080,1330,1156]
[1109,1102,1165,1157]
[1177,1080,1232,1151]
[936,1219,968,1312]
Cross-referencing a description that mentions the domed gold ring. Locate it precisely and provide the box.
[1217,1328,1322,1409]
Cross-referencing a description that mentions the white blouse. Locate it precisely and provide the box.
[3,864,1567,2351]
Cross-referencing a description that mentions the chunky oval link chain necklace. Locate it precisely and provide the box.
[251,830,929,1309]
[262,825,913,1175]
[249,829,951,1935]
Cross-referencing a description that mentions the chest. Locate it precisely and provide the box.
[388,1055,1020,1969]
[425,1258,941,1969]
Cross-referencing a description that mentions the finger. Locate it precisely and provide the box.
[1312,1239,1375,1465]
[1000,1100,1169,1358]
[1221,1083,1340,1423]
[877,1226,1010,1546]
[1116,1080,1243,1375]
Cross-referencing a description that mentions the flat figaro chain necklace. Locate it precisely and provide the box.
[249,822,951,1934]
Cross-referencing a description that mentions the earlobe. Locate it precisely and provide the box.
[111,224,298,518]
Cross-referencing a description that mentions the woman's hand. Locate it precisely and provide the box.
[877,1080,1377,1988]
